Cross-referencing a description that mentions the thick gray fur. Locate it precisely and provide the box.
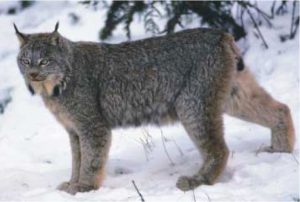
[15,24,295,195]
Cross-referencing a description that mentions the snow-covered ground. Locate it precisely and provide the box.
[0,1,299,201]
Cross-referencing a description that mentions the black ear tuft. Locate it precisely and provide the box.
[50,22,60,46]
[13,23,28,46]
[54,21,59,33]
[13,23,20,34]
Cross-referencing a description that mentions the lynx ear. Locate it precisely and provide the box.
[13,23,29,47]
[50,22,60,45]
[50,33,61,46]
[53,21,59,33]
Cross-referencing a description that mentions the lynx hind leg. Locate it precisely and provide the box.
[175,94,229,191]
[225,69,295,153]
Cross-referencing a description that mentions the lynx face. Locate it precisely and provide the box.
[15,23,70,97]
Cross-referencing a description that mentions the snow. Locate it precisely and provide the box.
[0,1,299,201]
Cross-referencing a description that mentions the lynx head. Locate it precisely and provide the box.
[14,22,72,97]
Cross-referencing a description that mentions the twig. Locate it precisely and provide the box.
[290,0,296,38]
[239,6,245,29]
[192,189,196,202]
[292,153,299,165]
[132,180,145,202]
[238,1,273,24]
[231,151,235,159]
[270,0,276,18]
[142,128,154,149]
[170,134,184,156]
[139,138,150,162]
[276,1,287,15]
[246,7,269,49]
[290,0,299,39]
[291,16,300,39]
[160,128,175,166]
[139,128,155,162]
[200,188,211,202]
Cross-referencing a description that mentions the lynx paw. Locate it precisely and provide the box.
[176,175,206,191]
[57,181,70,191]
[57,182,96,195]
[257,145,292,153]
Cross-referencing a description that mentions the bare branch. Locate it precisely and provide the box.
[132,180,145,202]
[192,189,197,202]
[200,188,211,202]
[139,138,150,162]
[160,128,175,166]
[292,153,299,165]
[245,7,269,49]
[170,134,184,156]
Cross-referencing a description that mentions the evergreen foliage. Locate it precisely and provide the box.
[81,0,299,45]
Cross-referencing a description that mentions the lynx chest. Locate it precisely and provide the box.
[43,98,76,131]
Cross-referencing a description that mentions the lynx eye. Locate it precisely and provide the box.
[21,58,30,66]
[39,59,49,66]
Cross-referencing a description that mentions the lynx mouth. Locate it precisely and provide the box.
[27,74,47,82]
[28,73,66,97]
[29,77,46,82]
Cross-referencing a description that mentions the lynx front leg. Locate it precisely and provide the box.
[175,98,229,191]
[57,129,81,191]
[65,123,111,195]
[225,69,295,152]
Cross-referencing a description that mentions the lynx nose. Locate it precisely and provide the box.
[29,72,39,79]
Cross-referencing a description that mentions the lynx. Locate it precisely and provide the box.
[14,23,295,195]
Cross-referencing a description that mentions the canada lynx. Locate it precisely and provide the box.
[15,23,295,194]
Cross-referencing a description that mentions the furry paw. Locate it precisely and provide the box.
[176,176,204,191]
[67,183,96,195]
[257,145,292,154]
[57,182,96,195]
[57,181,71,191]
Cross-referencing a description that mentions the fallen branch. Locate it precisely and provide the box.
[132,180,145,202]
